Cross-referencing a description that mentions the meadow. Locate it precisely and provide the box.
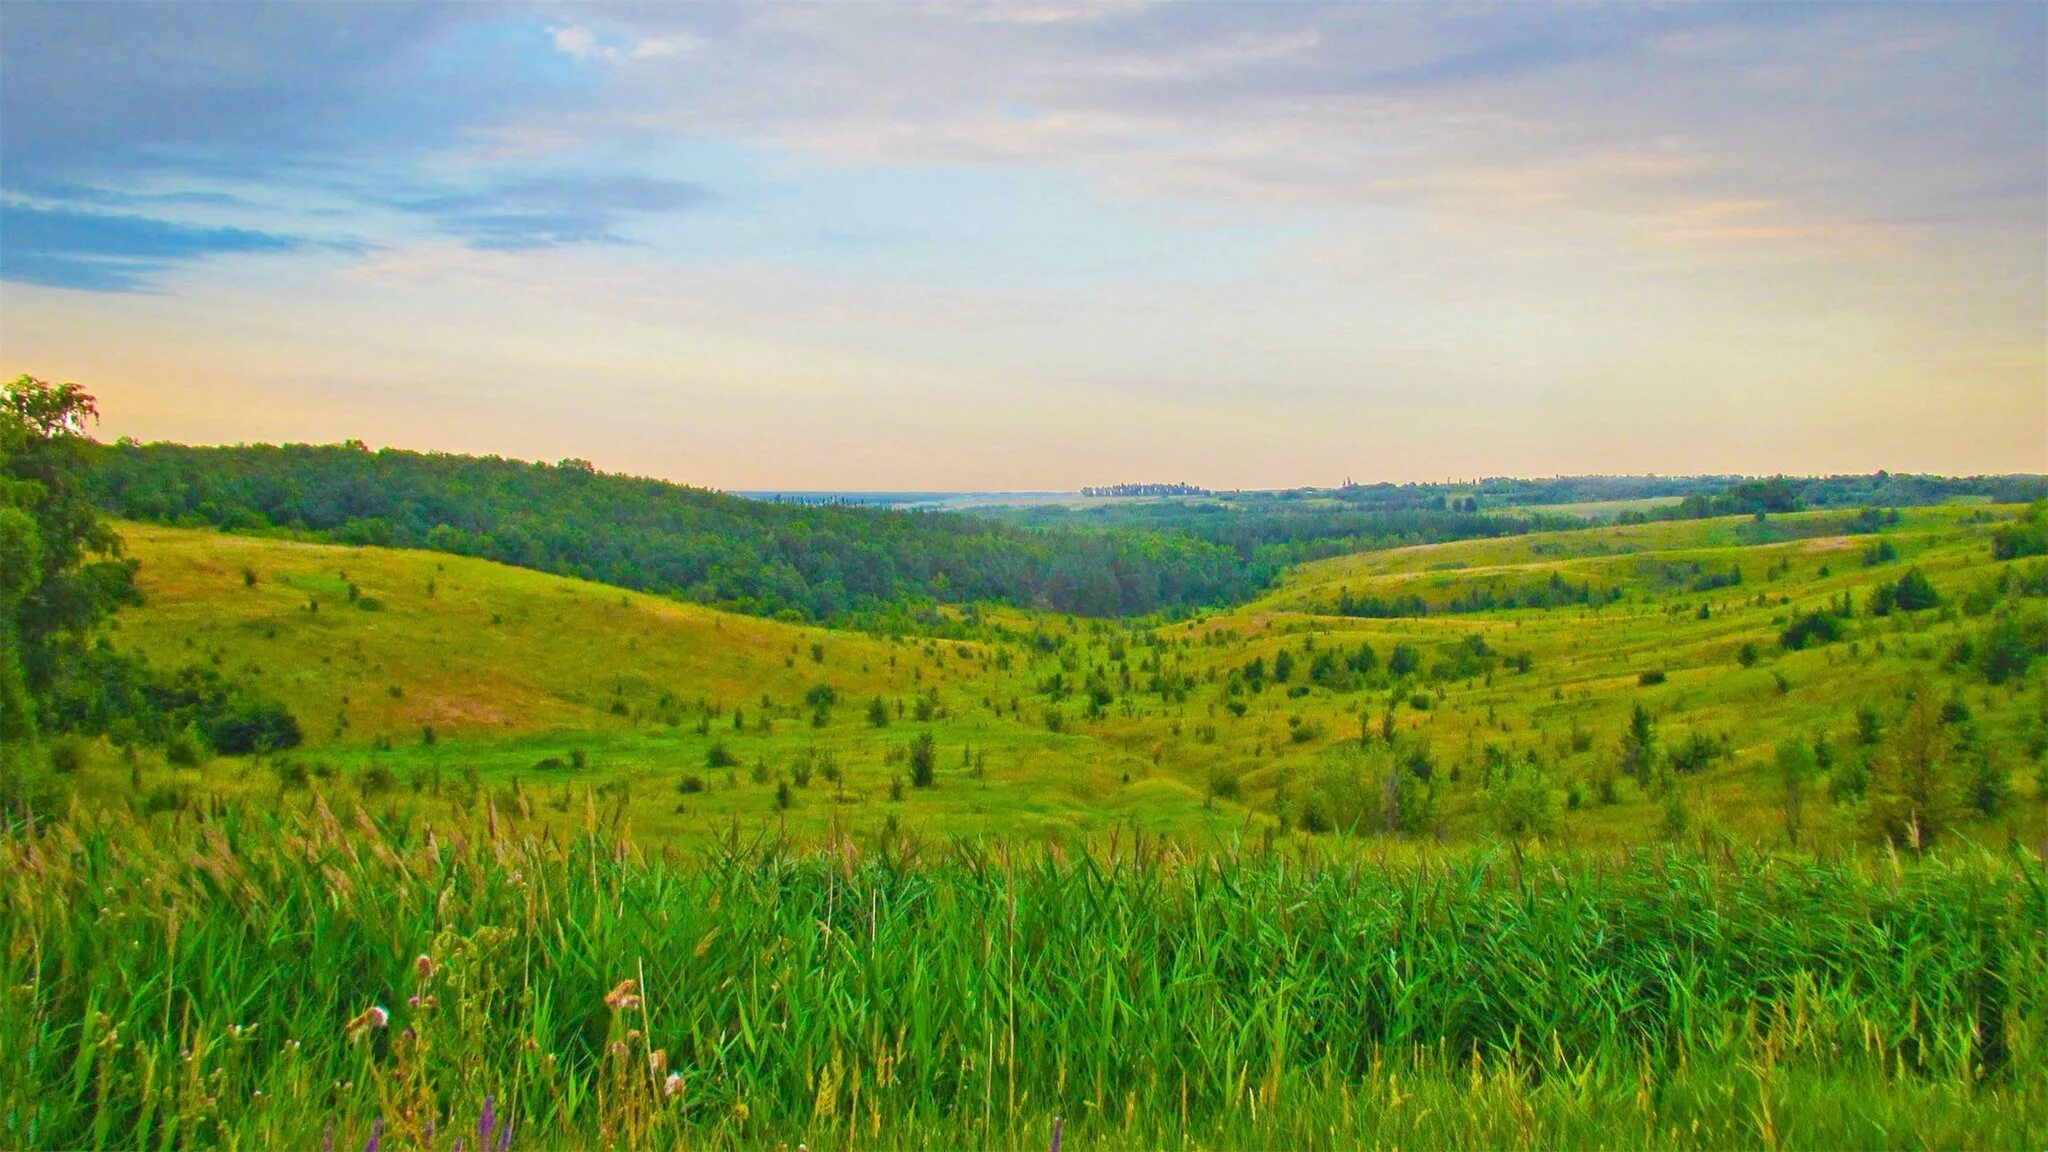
[11,500,2048,1148]
[79,506,2048,854]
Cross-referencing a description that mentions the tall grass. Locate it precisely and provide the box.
[4,802,2043,1149]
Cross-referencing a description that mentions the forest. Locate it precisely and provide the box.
[85,441,1265,620]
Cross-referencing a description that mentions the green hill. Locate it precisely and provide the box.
[79,504,2048,851]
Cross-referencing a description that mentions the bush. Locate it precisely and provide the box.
[1779,611,1842,651]
[706,741,738,769]
[164,727,208,767]
[677,774,706,794]
[1484,759,1557,841]
[359,764,398,796]
[47,737,88,774]
[200,696,303,755]
[1637,669,1667,687]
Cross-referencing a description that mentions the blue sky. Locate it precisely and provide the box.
[2,2,2042,488]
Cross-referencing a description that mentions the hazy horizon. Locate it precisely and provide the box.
[4,2,2043,489]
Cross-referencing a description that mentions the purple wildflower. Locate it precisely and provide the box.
[322,1121,334,1152]
[498,1117,514,1152]
[479,1095,496,1148]
[1050,1114,1063,1152]
[365,1116,383,1152]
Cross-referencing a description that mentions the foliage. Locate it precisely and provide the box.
[87,441,1264,620]
[1865,692,1965,849]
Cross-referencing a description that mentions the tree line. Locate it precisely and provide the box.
[85,441,1265,621]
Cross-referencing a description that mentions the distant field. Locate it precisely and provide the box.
[1507,495,1683,518]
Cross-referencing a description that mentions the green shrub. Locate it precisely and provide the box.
[47,737,88,774]
[164,727,208,767]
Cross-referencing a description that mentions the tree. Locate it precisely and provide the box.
[909,730,936,788]
[1864,691,1963,849]
[1774,738,1818,846]
[1484,753,1557,842]
[1891,568,1940,613]
[2,377,136,690]
[1620,704,1659,789]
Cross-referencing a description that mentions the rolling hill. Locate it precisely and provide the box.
[77,503,2048,852]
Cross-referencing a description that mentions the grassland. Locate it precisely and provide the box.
[11,504,2048,1148]
[7,810,2042,1149]
[80,507,2048,854]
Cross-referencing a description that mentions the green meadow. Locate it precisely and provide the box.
[12,500,2048,1149]
[82,506,2048,854]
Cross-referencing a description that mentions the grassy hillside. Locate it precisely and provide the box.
[77,505,2048,854]
[17,507,2048,1150]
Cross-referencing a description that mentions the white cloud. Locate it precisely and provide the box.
[549,25,612,61]
[629,34,702,61]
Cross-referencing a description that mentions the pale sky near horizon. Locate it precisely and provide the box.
[2,2,2043,490]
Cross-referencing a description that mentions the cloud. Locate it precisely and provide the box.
[384,174,716,249]
[0,202,299,291]
[550,24,606,60]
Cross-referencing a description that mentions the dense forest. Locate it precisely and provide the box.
[86,442,1266,620]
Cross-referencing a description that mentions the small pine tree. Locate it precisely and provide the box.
[1620,704,1659,788]
[867,696,889,728]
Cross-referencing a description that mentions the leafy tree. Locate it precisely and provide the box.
[2,377,136,699]
[1483,754,1557,842]
[1774,738,1818,845]
[1864,691,1963,849]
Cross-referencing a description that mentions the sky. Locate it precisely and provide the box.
[1,1,2043,490]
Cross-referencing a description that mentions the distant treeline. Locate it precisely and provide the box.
[994,499,1585,570]
[1082,482,1210,497]
[1446,473,2046,514]
[86,442,1265,620]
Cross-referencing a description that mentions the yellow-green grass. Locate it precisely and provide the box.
[78,509,2048,853]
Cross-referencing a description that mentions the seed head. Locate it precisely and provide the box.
[603,979,641,1011]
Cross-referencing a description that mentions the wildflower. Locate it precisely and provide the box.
[479,1095,496,1147]
[1050,1114,1063,1152]
[603,979,641,1011]
[345,1005,389,1042]
[415,954,435,980]
[364,1116,383,1152]
[663,1071,683,1098]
